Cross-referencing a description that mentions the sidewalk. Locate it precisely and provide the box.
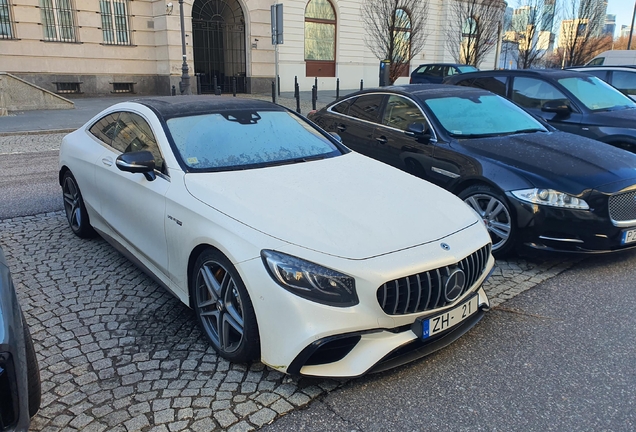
[0,89,356,135]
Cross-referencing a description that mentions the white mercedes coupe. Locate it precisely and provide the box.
[58,96,494,377]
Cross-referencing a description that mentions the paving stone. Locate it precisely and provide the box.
[214,409,239,428]
[270,398,294,415]
[228,421,255,432]
[124,414,150,431]
[249,407,277,427]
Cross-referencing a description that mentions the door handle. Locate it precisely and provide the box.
[102,158,113,166]
[337,124,346,132]
[376,136,388,144]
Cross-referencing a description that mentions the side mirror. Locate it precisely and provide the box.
[329,132,343,142]
[116,151,156,181]
[405,122,432,143]
[541,100,571,117]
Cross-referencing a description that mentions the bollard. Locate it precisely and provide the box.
[272,81,276,103]
[278,75,281,96]
[232,77,237,97]
[312,85,317,111]
[336,78,340,100]
[360,79,364,91]
[296,83,301,114]
[314,77,318,93]
[294,76,298,99]
[171,85,176,96]
[213,76,218,95]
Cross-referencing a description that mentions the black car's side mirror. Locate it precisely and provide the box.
[405,122,432,143]
[116,151,156,181]
[541,100,571,117]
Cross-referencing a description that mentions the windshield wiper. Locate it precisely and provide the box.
[503,128,546,135]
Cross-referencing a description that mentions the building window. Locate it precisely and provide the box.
[393,8,411,78]
[305,0,336,77]
[39,0,79,42]
[0,0,15,39]
[100,0,131,45]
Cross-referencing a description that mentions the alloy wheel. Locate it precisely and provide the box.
[62,176,82,232]
[464,193,512,251]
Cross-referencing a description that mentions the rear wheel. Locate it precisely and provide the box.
[191,249,260,363]
[62,171,95,238]
[459,185,516,258]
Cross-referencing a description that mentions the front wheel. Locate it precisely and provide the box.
[459,185,516,258]
[61,171,95,238]
[191,249,260,363]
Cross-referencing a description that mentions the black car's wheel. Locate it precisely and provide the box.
[62,171,95,238]
[22,313,41,417]
[191,248,260,363]
[459,185,516,257]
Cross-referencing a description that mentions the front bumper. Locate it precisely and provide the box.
[236,222,493,378]
[507,193,636,254]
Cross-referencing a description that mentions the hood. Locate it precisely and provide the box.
[184,153,479,260]
[458,131,636,192]
[591,108,636,128]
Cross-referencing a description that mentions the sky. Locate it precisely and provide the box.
[607,0,636,38]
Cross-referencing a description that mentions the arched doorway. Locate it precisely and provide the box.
[192,0,246,93]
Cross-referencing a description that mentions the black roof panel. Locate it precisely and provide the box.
[133,95,284,118]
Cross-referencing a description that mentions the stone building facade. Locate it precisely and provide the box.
[0,0,500,96]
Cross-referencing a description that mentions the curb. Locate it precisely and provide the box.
[0,128,75,137]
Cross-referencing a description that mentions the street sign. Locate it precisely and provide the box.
[271,4,283,45]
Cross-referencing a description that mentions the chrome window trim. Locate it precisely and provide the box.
[326,92,439,142]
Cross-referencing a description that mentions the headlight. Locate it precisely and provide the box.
[261,250,358,307]
[511,188,589,210]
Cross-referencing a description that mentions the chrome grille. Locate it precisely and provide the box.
[609,190,636,224]
[376,244,491,315]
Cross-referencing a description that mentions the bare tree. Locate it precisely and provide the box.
[445,0,506,67]
[362,0,429,84]
[509,0,558,69]
[559,0,612,67]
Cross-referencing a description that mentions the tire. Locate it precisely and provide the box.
[459,184,516,258]
[22,313,41,418]
[62,171,95,238]
[191,248,260,363]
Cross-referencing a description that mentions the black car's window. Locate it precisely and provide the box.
[512,77,569,110]
[348,94,385,123]
[584,69,609,81]
[381,95,427,131]
[167,110,342,171]
[471,76,507,96]
[89,113,121,145]
[612,71,636,97]
[111,112,165,173]
[331,98,353,114]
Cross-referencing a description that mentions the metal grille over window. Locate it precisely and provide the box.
[376,244,491,315]
[39,0,79,42]
[100,0,131,45]
[0,0,15,39]
[609,190,636,224]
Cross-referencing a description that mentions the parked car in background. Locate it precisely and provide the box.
[0,246,41,430]
[444,69,636,153]
[567,66,636,100]
[308,85,636,257]
[586,50,636,66]
[59,96,494,378]
[410,63,478,84]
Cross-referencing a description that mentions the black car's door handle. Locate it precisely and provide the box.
[337,124,346,132]
[376,136,388,144]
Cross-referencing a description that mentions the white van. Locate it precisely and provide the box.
[587,50,636,66]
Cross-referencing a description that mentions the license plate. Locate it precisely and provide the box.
[421,295,479,339]
[622,228,636,245]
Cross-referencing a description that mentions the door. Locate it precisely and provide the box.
[94,111,171,278]
[333,94,386,157]
[510,76,585,136]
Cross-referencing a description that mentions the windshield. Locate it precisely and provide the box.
[166,110,342,171]
[457,66,478,73]
[424,94,547,138]
[558,76,636,111]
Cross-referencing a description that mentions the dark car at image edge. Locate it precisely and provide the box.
[308,84,636,257]
[0,246,41,431]
[444,69,636,153]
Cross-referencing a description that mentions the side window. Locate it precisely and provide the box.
[512,77,568,110]
[111,112,165,173]
[331,98,353,115]
[588,57,604,66]
[415,65,430,76]
[382,95,427,131]
[89,112,122,144]
[611,71,636,97]
[584,70,609,81]
[348,94,385,123]
[472,76,507,96]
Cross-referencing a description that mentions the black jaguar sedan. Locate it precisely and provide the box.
[308,84,636,257]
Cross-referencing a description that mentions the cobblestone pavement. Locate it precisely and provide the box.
[0,132,584,431]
